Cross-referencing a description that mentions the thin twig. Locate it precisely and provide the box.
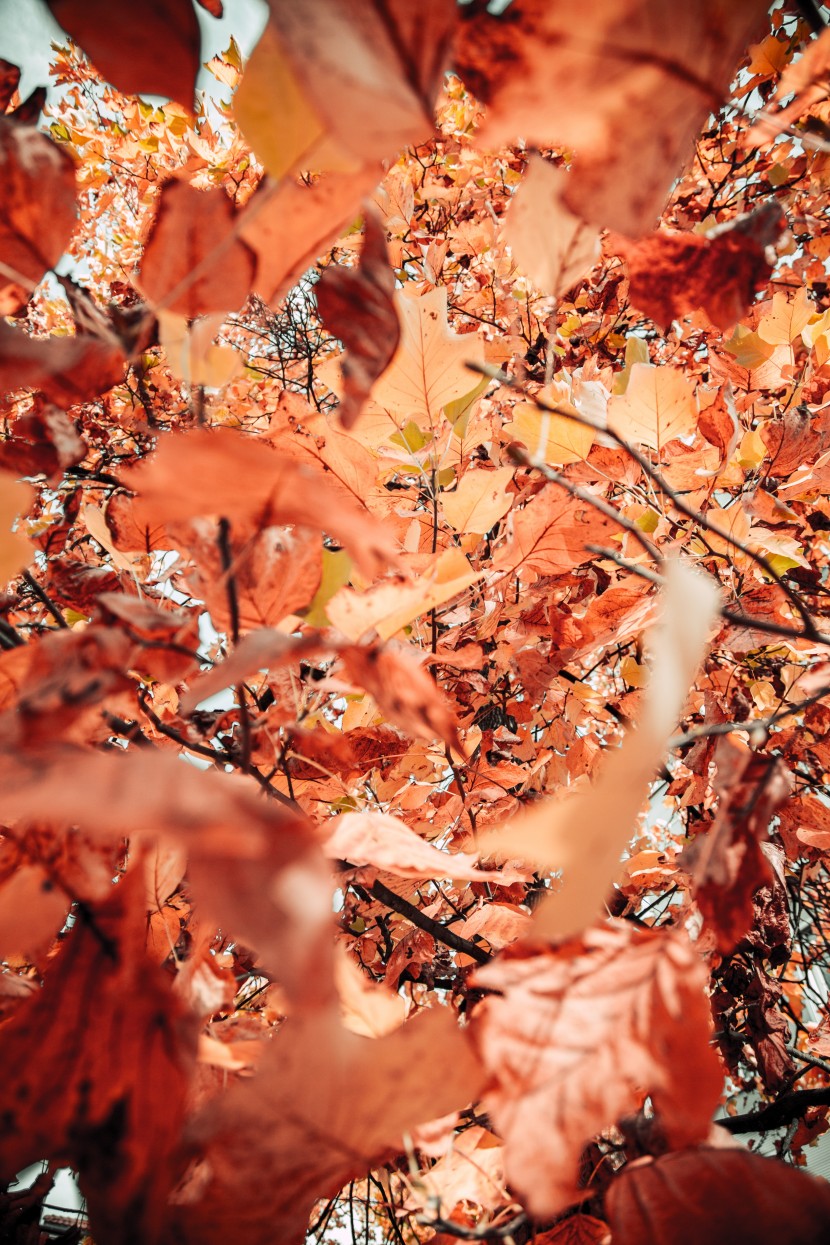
[22,570,69,629]
[669,682,830,749]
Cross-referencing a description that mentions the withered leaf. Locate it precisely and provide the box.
[122,428,399,581]
[169,1005,483,1245]
[453,0,768,236]
[316,205,400,429]
[681,741,792,953]
[0,319,127,405]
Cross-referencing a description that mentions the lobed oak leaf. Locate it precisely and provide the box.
[0,116,77,315]
[47,0,202,108]
[453,0,769,237]
[605,1146,830,1244]
[315,205,400,429]
[137,180,256,319]
[503,156,600,300]
[368,287,485,431]
[470,922,722,1219]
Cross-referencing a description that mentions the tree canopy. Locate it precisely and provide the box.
[4,2,830,1243]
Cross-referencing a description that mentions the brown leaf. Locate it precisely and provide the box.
[453,0,768,235]
[137,180,256,318]
[316,205,400,428]
[179,628,331,715]
[122,428,400,581]
[470,923,722,1219]
[47,0,202,107]
[747,26,830,146]
[0,400,85,478]
[179,521,323,634]
[0,117,77,315]
[535,1216,609,1245]
[0,58,20,112]
[607,204,784,330]
[170,1005,484,1245]
[605,1147,830,1245]
[0,866,199,1245]
[681,740,792,952]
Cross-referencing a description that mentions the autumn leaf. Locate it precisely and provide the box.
[503,156,600,299]
[492,486,617,581]
[0,470,34,586]
[0,117,77,315]
[0,866,199,1244]
[235,0,455,179]
[137,181,256,318]
[681,741,792,953]
[606,1147,830,1244]
[368,287,485,430]
[339,641,464,750]
[0,319,127,406]
[471,922,722,1218]
[480,561,720,940]
[441,465,514,537]
[327,547,480,641]
[607,364,698,454]
[607,204,784,331]
[168,1005,484,1245]
[316,206,400,429]
[47,0,202,107]
[453,0,769,235]
[122,428,400,582]
[324,810,525,882]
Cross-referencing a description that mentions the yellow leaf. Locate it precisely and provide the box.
[327,548,481,641]
[505,400,595,466]
[607,363,697,453]
[442,466,515,537]
[368,288,485,431]
[723,324,776,370]
[757,286,814,346]
[234,21,357,179]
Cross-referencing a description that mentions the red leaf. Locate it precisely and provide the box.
[0,117,77,315]
[137,180,256,318]
[47,0,202,107]
[470,923,722,1218]
[606,1147,830,1245]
